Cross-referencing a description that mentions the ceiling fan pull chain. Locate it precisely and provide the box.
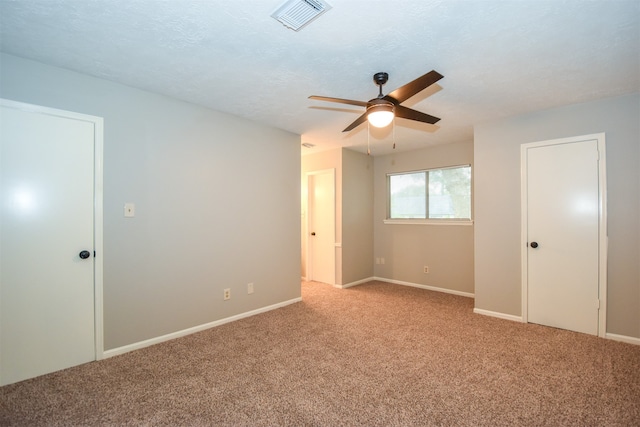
[367,121,371,155]
[392,118,396,149]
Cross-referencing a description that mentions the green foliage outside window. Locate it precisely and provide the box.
[388,165,471,220]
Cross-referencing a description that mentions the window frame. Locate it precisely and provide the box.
[385,164,473,226]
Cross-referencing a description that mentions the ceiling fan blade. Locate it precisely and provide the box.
[343,112,369,132]
[309,95,368,108]
[385,70,444,104]
[395,105,441,125]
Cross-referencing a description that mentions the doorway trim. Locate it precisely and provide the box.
[1,98,105,359]
[520,133,607,337]
[305,168,336,285]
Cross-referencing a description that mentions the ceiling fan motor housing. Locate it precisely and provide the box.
[367,97,394,110]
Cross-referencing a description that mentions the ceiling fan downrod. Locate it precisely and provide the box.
[373,72,389,98]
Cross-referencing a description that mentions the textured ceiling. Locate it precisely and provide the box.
[1,0,638,155]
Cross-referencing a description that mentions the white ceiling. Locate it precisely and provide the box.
[1,0,638,156]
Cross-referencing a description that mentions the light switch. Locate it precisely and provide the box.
[124,203,135,218]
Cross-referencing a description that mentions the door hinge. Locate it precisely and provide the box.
[596,299,600,309]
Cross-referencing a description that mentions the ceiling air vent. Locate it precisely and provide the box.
[271,0,332,31]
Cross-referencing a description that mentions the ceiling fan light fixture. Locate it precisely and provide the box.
[367,102,395,128]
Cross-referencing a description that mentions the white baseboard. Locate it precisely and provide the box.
[374,276,475,298]
[336,277,375,289]
[605,333,640,346]
[103,297,302,359]
[473,307,524,323]
[472,311,640,346]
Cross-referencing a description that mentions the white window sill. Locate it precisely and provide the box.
[383,219,474,226]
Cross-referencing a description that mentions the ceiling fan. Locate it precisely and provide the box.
[309,70,443,132]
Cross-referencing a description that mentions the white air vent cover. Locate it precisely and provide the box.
[271,0,332,31]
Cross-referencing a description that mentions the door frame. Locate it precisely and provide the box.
[305,168,336,285]
[520,133,607,337]
[1,98,105,360]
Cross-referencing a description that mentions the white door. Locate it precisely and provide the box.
[522,134,606,336]
[0,100,103,386]
[308,170,335,285]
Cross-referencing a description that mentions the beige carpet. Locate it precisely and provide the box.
[1,280,639,426]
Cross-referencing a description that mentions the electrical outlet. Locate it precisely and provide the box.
[247,282,254,294]
[423,266,429,274]
[124,203,135,218]
[224,288,231,300]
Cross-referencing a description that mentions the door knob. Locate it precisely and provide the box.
[79,250,91,259]
[530,242,539,248]
[311,232,316,236]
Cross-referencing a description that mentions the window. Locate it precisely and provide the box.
[387,165,471,221]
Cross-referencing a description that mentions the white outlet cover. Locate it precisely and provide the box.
[124,202,135,217]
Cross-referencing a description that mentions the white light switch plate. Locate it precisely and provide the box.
[124,203,135,218]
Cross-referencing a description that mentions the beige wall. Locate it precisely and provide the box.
[1,53,301,350]
[474,93,640,338]
[341,149,374,285]
[373,141,475,295]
